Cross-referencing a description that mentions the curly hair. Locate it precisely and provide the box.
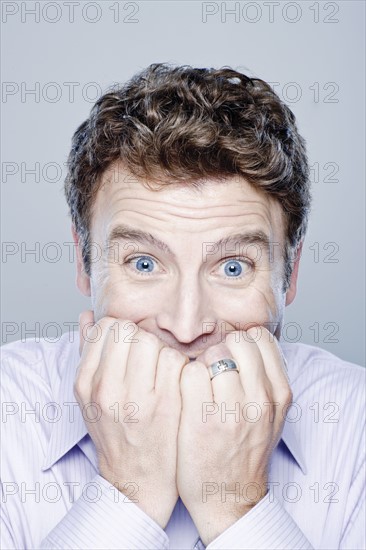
[65,62,311,291]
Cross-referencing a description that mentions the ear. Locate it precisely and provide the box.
[71,225,91,297]
[285,241,303,307]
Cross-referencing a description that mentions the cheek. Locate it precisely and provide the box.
[215,276,282,328]
[91,276,161,323]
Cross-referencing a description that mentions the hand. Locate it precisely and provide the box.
[176,326,292,546]
[75,310,189,529]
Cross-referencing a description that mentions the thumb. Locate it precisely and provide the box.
[79,309,95,357]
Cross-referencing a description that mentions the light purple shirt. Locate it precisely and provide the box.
[1,331,365,549]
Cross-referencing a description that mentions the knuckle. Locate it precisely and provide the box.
[245,325,262,342]
[225,330,253,348]
[85,317,116,342]
[97,316,136,337]
[118,319,138,331]
[225,331,241,346]
[91,377,110,403]
[73,376,87,402]
[96,396,110,412]
[109,319,138,343]
[96,316,118,330]
[280,385,293,405]
[138,329,160,349]
[97,315,118,326]
[159,346,186,365]
[182,360,206,380]
[287,388,293,404]
[256,391,269,406]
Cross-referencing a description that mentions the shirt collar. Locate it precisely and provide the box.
[42,335,307,475]
[278,342,308,475]
[41,334,88,471]
[281,418,307,474]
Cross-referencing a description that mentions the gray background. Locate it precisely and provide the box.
[1,0,365,365]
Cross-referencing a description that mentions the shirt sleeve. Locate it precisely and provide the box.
[202,493,314,550]
[39,474,169,550]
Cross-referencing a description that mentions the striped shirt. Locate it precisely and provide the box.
[1,331,365,549]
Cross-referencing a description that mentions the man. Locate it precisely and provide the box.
[1,63,364,549]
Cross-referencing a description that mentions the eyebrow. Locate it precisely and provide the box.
[211,230,271,258]
[106,223,271,259]
[106,224,174,256]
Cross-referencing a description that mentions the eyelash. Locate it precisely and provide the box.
[124,255,254,280]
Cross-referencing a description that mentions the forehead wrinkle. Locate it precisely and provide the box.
[95,188,283,251]
[103,207,273,227]
[98,206,277,252]
[98,189,273,216]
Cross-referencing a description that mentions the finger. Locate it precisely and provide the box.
[154,346,189,397]
[79,309,95,357]
[74,316,118,403]
[79,314,112,370]
[198,342,244,406]
[180,361,213,422]
[224,331,271,400]
[247,326,291,396]
[92,319,135,394]
[246,326,292,443]
[125,329,165,394]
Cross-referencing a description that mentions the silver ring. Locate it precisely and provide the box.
[209,358,239,380]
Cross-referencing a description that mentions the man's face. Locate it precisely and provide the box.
[75,163,299,358]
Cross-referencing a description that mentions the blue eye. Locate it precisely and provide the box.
[125,255,252,280]
[224,260,242,277]
[127,255,156,274]
[219,258,252,279]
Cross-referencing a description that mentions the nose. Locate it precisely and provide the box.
[155,275,216,345]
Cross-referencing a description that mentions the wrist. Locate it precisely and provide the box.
[99,470,177,530]
[194,490,268,547]
[197,506,253,547]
